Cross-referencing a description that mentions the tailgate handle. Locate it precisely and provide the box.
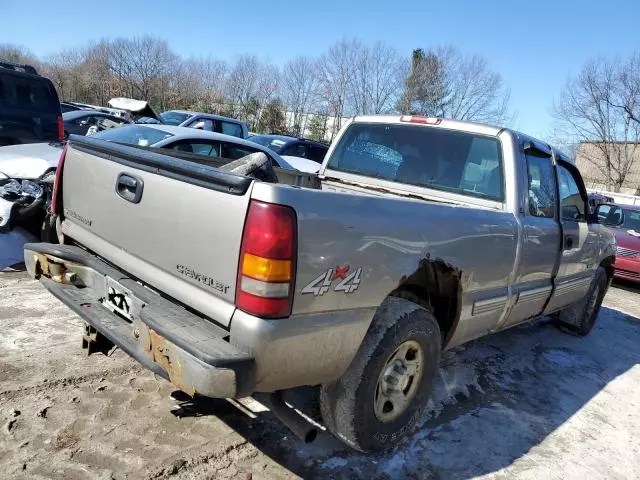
[116,173,144,203]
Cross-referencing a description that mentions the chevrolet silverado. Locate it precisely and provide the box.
[25,115,616,452]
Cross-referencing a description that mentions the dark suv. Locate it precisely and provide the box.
[247,134,329,163]
[0,61,62,146]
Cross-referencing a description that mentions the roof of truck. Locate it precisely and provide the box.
[351,115,503,137]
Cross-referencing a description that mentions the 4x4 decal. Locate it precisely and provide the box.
[301,265,362,296]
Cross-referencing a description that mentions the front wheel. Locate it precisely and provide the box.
[320,298,441,453]
[554,266,608,336]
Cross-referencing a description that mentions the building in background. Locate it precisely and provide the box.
[575,141,640,195]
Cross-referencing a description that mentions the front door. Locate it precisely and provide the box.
[544,161,598,313]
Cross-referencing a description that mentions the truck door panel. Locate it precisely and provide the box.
[544,163,596,313]
[504,150,560,327]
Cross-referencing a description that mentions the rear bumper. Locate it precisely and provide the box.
[24,243,255,398]
[24,243,375,395]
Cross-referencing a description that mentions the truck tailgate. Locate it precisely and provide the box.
[60,136,253,328]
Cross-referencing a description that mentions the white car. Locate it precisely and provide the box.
[0,142,62,229]
[0,142,63,269]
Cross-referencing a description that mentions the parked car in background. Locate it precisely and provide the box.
[0,60,62,146]
[0,141,62,260]
[247,134,329,163]
[596,203,640,283]
[159,110,248,139]
[63,110,131,137]
[88,124,314,172]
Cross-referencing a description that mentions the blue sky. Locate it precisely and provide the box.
[2,0,638,137]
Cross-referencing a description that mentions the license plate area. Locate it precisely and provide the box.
[102,276,134,322]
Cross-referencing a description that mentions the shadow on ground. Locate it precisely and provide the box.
[171,304,640,479]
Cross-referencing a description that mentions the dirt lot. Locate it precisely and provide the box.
[1,271,640,480]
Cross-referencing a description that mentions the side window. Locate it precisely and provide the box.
[167,141,220,157]
[189,118,214,131]
[219,142,261,160]
[282,143,307,157]
[525,153,557,218]
[0,77,54,110]
[557,164,586,222]
[220,121,243,138]
[307,145,327,163]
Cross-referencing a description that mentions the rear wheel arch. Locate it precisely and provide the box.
[389,257,462,347]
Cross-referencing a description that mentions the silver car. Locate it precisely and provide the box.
[89,124,311,171]
[159,110,248,139]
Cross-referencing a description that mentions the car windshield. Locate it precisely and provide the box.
[160,111,192,126]
[92,125,173,147]
[327,123,504,201]
[622,209,640,231]
[247,135,289,153]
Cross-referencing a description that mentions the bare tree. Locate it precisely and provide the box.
[0,43,38,66]
[317,39,359,139]
[554,55,640,191]
[401,46,511,125]
[282,56,318,135]
[349,41,403,115]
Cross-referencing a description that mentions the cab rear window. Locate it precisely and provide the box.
[327,123,504,201]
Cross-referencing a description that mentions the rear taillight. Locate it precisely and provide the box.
[50,143,67,215]
[57,114,64,142]
[236,200,297,318]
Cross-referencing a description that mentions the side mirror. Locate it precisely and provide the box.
[595,204,624,226]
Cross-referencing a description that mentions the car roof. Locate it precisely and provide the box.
[164,110,246,124]
[141,124,267,148]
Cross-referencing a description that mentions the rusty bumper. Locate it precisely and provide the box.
[24,243,256,399]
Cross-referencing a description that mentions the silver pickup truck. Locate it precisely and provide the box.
[25,115,616,453]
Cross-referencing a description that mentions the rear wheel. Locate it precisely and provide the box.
[554,266,608,336]
[320,298,441,452]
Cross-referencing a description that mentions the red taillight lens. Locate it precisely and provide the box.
[236,200,297,318]
[57,114,64,142]
[50,144,67,215]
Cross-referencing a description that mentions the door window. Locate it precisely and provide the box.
[167,140,220,157]
[219,121,243,138]
[525,153,557,218]
[189,118,214,131]
[557,165,586,222]
[219,142,262,160]
[307,144,328,163]
[282,143,307,157]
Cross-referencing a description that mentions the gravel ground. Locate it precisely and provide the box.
[1,271,639,479]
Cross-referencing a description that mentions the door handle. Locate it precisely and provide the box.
[116,173,144,203]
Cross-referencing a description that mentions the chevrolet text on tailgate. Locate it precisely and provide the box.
[26,115,616,452]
